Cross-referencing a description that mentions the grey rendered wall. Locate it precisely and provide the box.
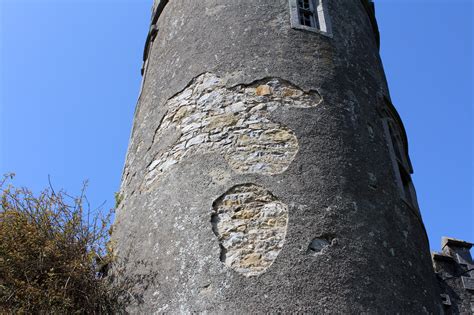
[113,0,441,313]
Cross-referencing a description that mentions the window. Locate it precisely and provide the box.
[289,0,332,36]
[398,154,415,205]
[298,0,317,28]
[380,103,420,215]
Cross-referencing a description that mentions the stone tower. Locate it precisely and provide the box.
[113,0,444,312]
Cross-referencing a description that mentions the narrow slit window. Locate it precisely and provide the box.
[399,163,414,205]
[290,0,332,36]
[382,118,419,213]
[388,122,408,166]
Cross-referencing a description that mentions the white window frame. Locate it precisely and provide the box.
[289,0,332,37]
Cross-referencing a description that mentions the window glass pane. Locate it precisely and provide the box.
[293,0,329,33]
[298,0,311,10]
[300,12,313,27]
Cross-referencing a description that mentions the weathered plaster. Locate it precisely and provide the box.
[113,0,441,313]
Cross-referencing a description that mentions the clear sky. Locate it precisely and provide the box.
[1,0,472,251]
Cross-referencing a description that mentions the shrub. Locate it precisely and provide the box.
[0,174,121,313]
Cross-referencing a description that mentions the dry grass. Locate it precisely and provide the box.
[0,174,123,313]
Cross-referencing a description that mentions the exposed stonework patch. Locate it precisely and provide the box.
[226,125,298,174]
[211,184,289,276]
[144,73,321,187]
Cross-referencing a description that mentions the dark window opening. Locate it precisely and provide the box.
[300,12,313,27]
[291,0,331,35]
[297,0,319,28]
[382,117,419,213]
[390,128,403,161]
[388,122,407,166]
[298,0,311,10]
[399,163,414,205]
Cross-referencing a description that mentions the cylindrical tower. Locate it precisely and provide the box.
[113,0,441,312]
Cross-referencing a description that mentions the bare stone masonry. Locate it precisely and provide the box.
[432,237,474,313]
[144,73,321,188]
[211,184,289,277]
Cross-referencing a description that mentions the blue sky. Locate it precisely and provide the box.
[1,0,472,251]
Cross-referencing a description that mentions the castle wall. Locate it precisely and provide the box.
[113,0,441,312]
[433,238,474,314]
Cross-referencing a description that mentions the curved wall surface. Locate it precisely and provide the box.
[113,0,441,312]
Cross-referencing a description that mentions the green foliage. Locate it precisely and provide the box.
[0,174,123,313]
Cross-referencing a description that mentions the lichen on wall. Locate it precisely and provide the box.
[144,73,321,187]
[211,184,289,276]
